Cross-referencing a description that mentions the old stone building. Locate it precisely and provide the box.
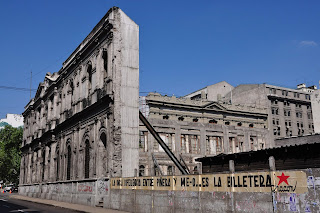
[138,92,270,176]
[186,82,316,140]
[224,83,316,140]
[19,7,139,206]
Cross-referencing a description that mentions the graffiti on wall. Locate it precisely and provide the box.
[78,184,93,192]
[111,171,307,193]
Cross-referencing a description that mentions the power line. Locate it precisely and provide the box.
[0,85,37,92]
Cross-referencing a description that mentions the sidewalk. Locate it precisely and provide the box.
[10,194,128,213]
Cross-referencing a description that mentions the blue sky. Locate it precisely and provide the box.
[0,0,319,117]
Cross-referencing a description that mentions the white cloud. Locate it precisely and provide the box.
[299,40,318,47]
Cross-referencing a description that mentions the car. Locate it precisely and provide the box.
[3,184,14,192]
[11,186,18,193]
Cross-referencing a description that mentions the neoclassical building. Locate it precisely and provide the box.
[138,92,271,176]
[19,7,139,206]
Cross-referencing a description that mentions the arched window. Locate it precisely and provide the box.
[56,149,59,181]
[42,149,45,181]
[67,145,72,180]
[85,140,90,178]
[100,132,107,149]
[139,165,145,177]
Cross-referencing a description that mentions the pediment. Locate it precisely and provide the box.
[203,102,226,111]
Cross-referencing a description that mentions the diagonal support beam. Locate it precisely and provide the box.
[139,111,189,175]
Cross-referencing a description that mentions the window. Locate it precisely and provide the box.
[294,93,297,98]
[181,134,200,154]
[237,122,242,126]
[296,111,302,118]
[225,121,230,125]
[193,118,198,122]
[56,149,60,181]
[102,49,108,73]
[249,123,254,128]
[159,133,175,152]
[167,166,173,176]
[100,132,107,148]
[250,137,255,150]
[229,137,235,153]
[87,63,92,83]
[42,149,45,181]
[163,115,169,120]
[139,131,147,151]
[209,119,217,124]
[139,165,145,177]
[85,140,90,179]
[69,80,74,96]
[178,116,184,121]
[67,146,72,180]
[297,93,300,98]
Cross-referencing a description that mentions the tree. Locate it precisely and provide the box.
[0,125,23,184]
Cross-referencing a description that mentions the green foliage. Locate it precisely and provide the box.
[0,125,23,184]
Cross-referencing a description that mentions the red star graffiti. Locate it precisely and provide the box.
[277,172,290,186]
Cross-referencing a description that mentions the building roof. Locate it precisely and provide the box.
[196,138,320,172]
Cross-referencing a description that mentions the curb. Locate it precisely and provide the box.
[10,195,127,213]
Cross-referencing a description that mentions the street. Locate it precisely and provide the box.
[0,193,81,213]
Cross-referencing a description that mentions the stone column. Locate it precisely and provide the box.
[229,160,235,173]
[223,126,229,154]
[244,131,250,152]
[174,124,181,155]
[200,127,206,155]
[19,155,25,185]
[269,156,276,171]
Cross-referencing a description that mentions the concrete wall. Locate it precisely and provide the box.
[19,179,110,207]
[107,168,320,213]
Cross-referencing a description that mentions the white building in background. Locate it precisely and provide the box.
[0,114,23,129]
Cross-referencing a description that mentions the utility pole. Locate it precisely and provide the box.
[30,71,32,100]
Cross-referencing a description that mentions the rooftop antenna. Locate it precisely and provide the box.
[30,71,32,100]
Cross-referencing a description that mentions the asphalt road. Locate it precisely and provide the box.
[0,193,81,213]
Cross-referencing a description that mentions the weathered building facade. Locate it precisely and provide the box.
[139,92,270,176]
[224,83,316,139]
[19,7,139,206]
